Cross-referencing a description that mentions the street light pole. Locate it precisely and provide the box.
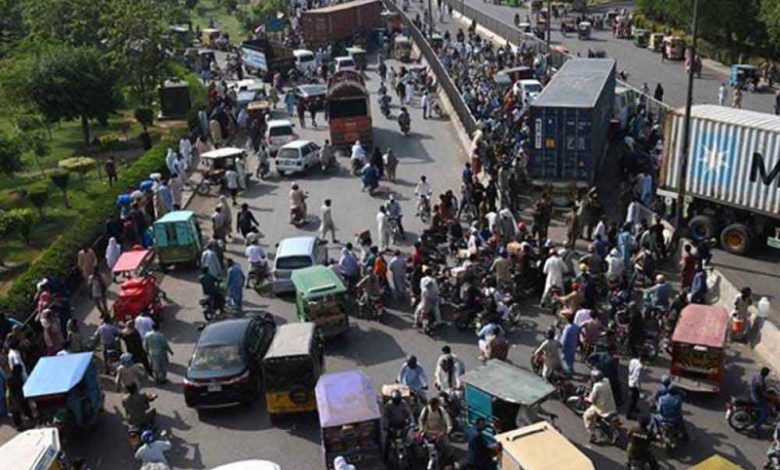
[675,0,700,230]
[546,0,551,52]
[428,0,433,36]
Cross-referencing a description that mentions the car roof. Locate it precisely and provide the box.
[267,119,293,128]
[280,140,314,150]
[277,236,318,256]
[294,48,314,55]
[201,147,245,159]
[198,318,252,346]
[264,322,316,359]
[519,79,542,85]
[335,56,354,62]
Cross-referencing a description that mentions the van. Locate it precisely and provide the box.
[513,79,544,105]
[293,49,317,74]
[334,56,356,73]
[272,236,327,294]
[266,119,297,155]
[276,140,320,176]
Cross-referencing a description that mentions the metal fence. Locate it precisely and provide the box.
[381,0,478,137]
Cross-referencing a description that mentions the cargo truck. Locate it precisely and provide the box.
[241,39,296,82]
[528,59,616,193]
[301,0,383,49]
[658,105,780,255]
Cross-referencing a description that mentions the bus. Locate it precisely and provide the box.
[326,70,372,148]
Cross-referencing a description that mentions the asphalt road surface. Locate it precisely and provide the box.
[0,56,769,469]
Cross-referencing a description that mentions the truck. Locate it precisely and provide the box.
[658,105,780,255]
[301,0,383,49]
[241,39,296,81]
[528,58,616,191]
[326,70,372,147]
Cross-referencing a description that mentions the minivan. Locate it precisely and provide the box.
[293,49,317,74]
[276,140,320,176]
[266,119,297,155]
[334,56,356,73]
[272,236,327,294]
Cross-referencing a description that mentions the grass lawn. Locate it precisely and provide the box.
[190,0,247,43]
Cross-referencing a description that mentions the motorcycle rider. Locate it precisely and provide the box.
[397,106,411,135]
[135,430,171,468]
[751,367,773,433]
[646,274,673,311]
[434,345,465,393]
[627,416,659,470]
[254,143,270,179]
[350,140,366,174]
[244,238,268,287]
[414,175,432,217]
[418,396,453,463]
[319,139,335,171]
[385,194,405,238]
[289,182,307,224]
[398,355,429,400]
[477,318,507,361]
[122,383,157,430]
[765,420,780,468]
[198,267,224,317]
[361,162,380,193]
[583,369,617,443]
[650,386,689,440]
[379,87,392,116]
[384,389,414,456]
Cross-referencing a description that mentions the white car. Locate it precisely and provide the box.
[211,461,281,470]
[266,119,297,155]
[293,49,317,74]
[334,56,356,73]
[275,140,320,175]
[513,79,544,105]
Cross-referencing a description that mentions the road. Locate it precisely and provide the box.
[0,55,769,469]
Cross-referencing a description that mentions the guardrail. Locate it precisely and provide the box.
[382,0,478,137]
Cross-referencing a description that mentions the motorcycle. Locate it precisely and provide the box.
[256,158,270,180]
[590,413,623,446]
[358,293,385,321]
[726,388,780,433]
[398,113,411,136]
[246,260,269,290]
[655,420,685,454]
[388,216,404,243]
[290,201,307,227]
[351,158,364,176]
[387,426,413,470]
[418,194,432,222]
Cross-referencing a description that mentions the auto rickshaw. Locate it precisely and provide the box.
[201,27,220,48]
[346,46,367,71]
[394,35,413,62]
[604,10,619,27]
[577,21,592,40]
[262,322,324,421]
[0,428,70,470]
[648,33,665,52]
[23,353,103,440]
[665,36,686,60]
[197,147,248,195]
[461,360,555,434]
[730,64,760,90]
[669,304,729,393]
[316,370,384,469]
[497,422,595,470]
[291,265,349,338]
[689,455,745,470]
[633,28,650,48]
[112,248,166,323]
[153,210,203,268]
[429,33,444,51]
[247,99,271,122]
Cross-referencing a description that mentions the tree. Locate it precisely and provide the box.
[0,0,25,57]
[6,208,35,245]
[26,46,121,149]
[135,107,154,150]
[49,169,71,208]
[0,130,23,176]
[21,0,106,48]
[762,0,780,52]
[26,185,48,218]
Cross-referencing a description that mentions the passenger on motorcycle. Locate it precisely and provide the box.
[418,397,453,462]
[434,346,465,393]
[490,248,512,291]
[653,375,673,406]
[646,274,672,310]
[361,162,380,193]
[319,140,335,170]
[752,367,773,432]
[650,386,688,440]
[135,430,171,467]
[398,355,429,399]
[385,195,405,238]
[627,416,659,470]
[477,318,507,360]
[583,370,617,441]
[533,328,563,380]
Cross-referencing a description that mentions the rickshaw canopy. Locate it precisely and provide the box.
[263,322,317,360]
[112,248,154,274]
[497,422,595,470]
[291,265,347,299]
[689,455,745,470]
[24,352,93,398]
[672,304,729,348]
[0,427,61,470]
[394,36,412,47]
[155,210,195,225]
[200,147,246,161]
[316,370,380,428]
[461,360,555,406]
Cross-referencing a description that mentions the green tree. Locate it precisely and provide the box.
[49,169,71,208]
[762,0,780,52]
[26,185,48,218]
[0,0,25,57]
[5,208,35,245]
[0,130,23,176]
[26,46,121,149]
[21,0,106,47]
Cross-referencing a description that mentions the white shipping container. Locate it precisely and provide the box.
[661,105,780,218]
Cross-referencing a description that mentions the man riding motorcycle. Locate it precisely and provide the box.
[319,139,335,171]
[418,396,453,464]
[244,239,268,287]
[385,194,405,238]
[350,140,366,174]
[650,386,689,441]
[289,182,307,224]
[384,389,415,456]
[414,176,432,218]
[583,369,617,443]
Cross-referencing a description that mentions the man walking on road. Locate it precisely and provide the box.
[718,83,728,106]
[653,83,664,103]
[319,199,337,243]
[144,323,173,384]
[421,91,430,119]
[377,206,391,251]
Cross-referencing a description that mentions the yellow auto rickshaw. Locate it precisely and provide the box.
[498,422,595,470]
[262,322,324,421]
[394,35,413,62]
[688,455,745,470]
[201,28,220,48]
[648,33,665,52]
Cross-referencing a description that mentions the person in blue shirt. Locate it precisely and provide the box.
[646,274,673,310]
[650,387,688,439]
[462,163,473,187]
[653,375,673,406]
[690,265,707,304]
[466,417,497,470]
[398,355,429,398]
[752,367,771,432]
[560,316,580,377]
[361,163,379,192]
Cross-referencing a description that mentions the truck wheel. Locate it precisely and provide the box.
[688,215,716,241]
[720,223,752,255]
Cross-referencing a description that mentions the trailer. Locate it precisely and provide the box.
[658,105,780,254]
[528,59,616,192]
[301,0,383,49]
[241,39,296,82]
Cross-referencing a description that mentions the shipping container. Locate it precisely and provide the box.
[241,39,296,81]
[659,105,780,254]
[528,59,616,188]
[301,0,383,49]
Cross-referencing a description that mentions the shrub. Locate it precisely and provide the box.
[49,170,71,208]
[0,138,176,320]
[26,185,49,218]
[1,209,36,245]
[59,156,95,180]
[98,133,121,153]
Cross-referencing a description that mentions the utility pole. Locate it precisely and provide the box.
[546,0,551,52]
[428,0,433,36]
[675,0,700,229]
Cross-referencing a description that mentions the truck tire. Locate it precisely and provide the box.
[688,215,716,241]
[720,223,752,255]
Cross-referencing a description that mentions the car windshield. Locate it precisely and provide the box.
[298,53,314,62]
[275,255,312,270]
[191,344,244,371]
[525,83,542,93]
[277,148,300,160]
[339,59,355,68]
[269,126,293,137]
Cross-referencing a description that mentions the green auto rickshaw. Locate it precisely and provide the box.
[153,210,203,268]
[394,35,413,62]
[461,360,555,435]
[633,28,650,48]
[291,266,349,338]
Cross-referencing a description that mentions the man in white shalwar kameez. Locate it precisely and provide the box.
[541,249,566,306]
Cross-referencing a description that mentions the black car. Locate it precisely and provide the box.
[184,313,276,408]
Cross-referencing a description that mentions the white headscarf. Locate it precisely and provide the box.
[333,457,355,470]
[106,237,121,270]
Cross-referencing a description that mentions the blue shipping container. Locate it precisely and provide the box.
[528,59,616,187]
